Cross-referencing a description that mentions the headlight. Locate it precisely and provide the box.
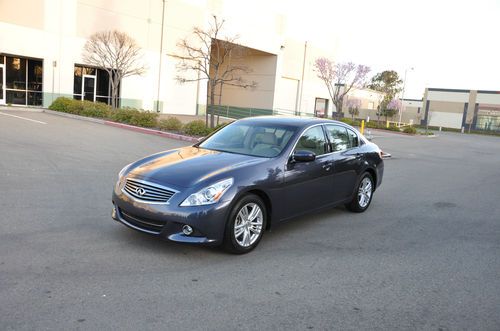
[180,178,233,206]
[118,163,132,179]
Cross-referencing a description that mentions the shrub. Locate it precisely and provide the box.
[182,120,212,136]
[49,97,74,112]
[49,97,111,118]
[78,100,111,118]
[109,107,158,128]
[385,125,401,132]
[109,107,135,123]
[403,126,417,134]
[338,117,360,126]
[365,121,383,129]
[129,110,158,128]
[158,117,183,131]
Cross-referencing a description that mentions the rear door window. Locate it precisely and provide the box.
[294,126,327,156]
[324,125,349,152]
[347,129,360,148]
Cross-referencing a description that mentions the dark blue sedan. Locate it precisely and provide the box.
[112,116,384,253]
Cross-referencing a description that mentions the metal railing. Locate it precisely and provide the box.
[206,105,316,120]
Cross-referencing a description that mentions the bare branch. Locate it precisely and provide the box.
[82,30,147,108]
[173,15,257,127]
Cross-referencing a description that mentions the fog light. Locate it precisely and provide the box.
[182,225,193,236]
[111,206,117,220]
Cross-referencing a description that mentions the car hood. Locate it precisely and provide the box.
[126,146,267,188]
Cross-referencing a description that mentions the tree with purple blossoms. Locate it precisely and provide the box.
[313,58,370,117]
[383,98,401,121]
[346,98,362,120]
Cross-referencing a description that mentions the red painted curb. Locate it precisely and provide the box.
[104,121,199,143]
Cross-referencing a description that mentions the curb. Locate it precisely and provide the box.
[0,106,44,113]
[44,109,107,125]
[43,109,199,143]
[364,127,436,137]
[104,121,199,142]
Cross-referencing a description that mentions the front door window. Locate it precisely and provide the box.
[82,75,96,102]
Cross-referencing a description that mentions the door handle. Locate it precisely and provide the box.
[322,162,332,171]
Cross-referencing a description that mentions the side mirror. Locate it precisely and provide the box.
[293,150,316,162]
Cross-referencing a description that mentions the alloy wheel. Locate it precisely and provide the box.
[358,177,373,208]
[234,203,263,247]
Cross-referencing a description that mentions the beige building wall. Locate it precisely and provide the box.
[422,89,469,129]
[272,39,335,116]
[427,101,464,128]
[343,89,384,121]
[0,0,44,30]
[421,88,500,131]
[214,48,277,109]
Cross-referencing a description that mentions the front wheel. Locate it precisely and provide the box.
[346,173,374,213]
[223,194,266,254]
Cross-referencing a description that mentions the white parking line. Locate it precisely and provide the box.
[0,111,47,124]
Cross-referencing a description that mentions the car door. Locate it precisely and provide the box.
[283,125,334,218]
[324,124,362,203]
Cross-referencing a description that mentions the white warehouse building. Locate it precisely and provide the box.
[0,0,342,117]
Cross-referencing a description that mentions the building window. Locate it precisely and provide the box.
[314,98,328,118]
[1,55,43,106]
[73,64,118,106]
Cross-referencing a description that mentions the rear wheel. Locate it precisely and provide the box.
[346,173,374,213]
[223,194,266,254]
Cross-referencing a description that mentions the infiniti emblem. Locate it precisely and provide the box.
[135,187,146,196]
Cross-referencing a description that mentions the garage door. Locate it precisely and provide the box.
[429,112,462,129]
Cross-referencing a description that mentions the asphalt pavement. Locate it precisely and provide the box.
[1,109,499,330]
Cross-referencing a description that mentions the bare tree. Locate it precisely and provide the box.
[82,30,146,109]
[175,15,256,127]
[314,58,370,117]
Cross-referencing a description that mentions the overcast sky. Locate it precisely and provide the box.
[280,0,500,99]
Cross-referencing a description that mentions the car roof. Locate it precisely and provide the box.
[236,116,346,129]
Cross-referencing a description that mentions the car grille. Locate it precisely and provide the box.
[119,208,165,234]
[124,178,176,203]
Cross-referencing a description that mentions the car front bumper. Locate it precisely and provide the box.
[112,184,231,245]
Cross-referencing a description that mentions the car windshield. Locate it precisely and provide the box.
[199,122,297,157]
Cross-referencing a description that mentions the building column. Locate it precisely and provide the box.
[465,90,478,130]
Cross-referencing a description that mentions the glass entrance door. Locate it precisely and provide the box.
[82,75,96,102]
[0,65,5,104]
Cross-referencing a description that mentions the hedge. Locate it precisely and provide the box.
[158,117,183,131]
[182,120,213,136]
[48,97,219,136]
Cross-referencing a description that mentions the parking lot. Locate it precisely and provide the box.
[1,109,499,330]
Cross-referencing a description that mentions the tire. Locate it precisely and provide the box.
[346,172,374,213]
[223,194,266,254]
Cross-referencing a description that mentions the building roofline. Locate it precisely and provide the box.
[427,88,470,93]
[428,88,500,94]
[477,90,500,94]
[401,98,423,102]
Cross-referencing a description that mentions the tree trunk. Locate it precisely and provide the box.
[109,75,120,109]
[217,82,223,126]
[205,82,209,126]
[209,83,216,128]
[334,100,343,118]
[109,78,116,109]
